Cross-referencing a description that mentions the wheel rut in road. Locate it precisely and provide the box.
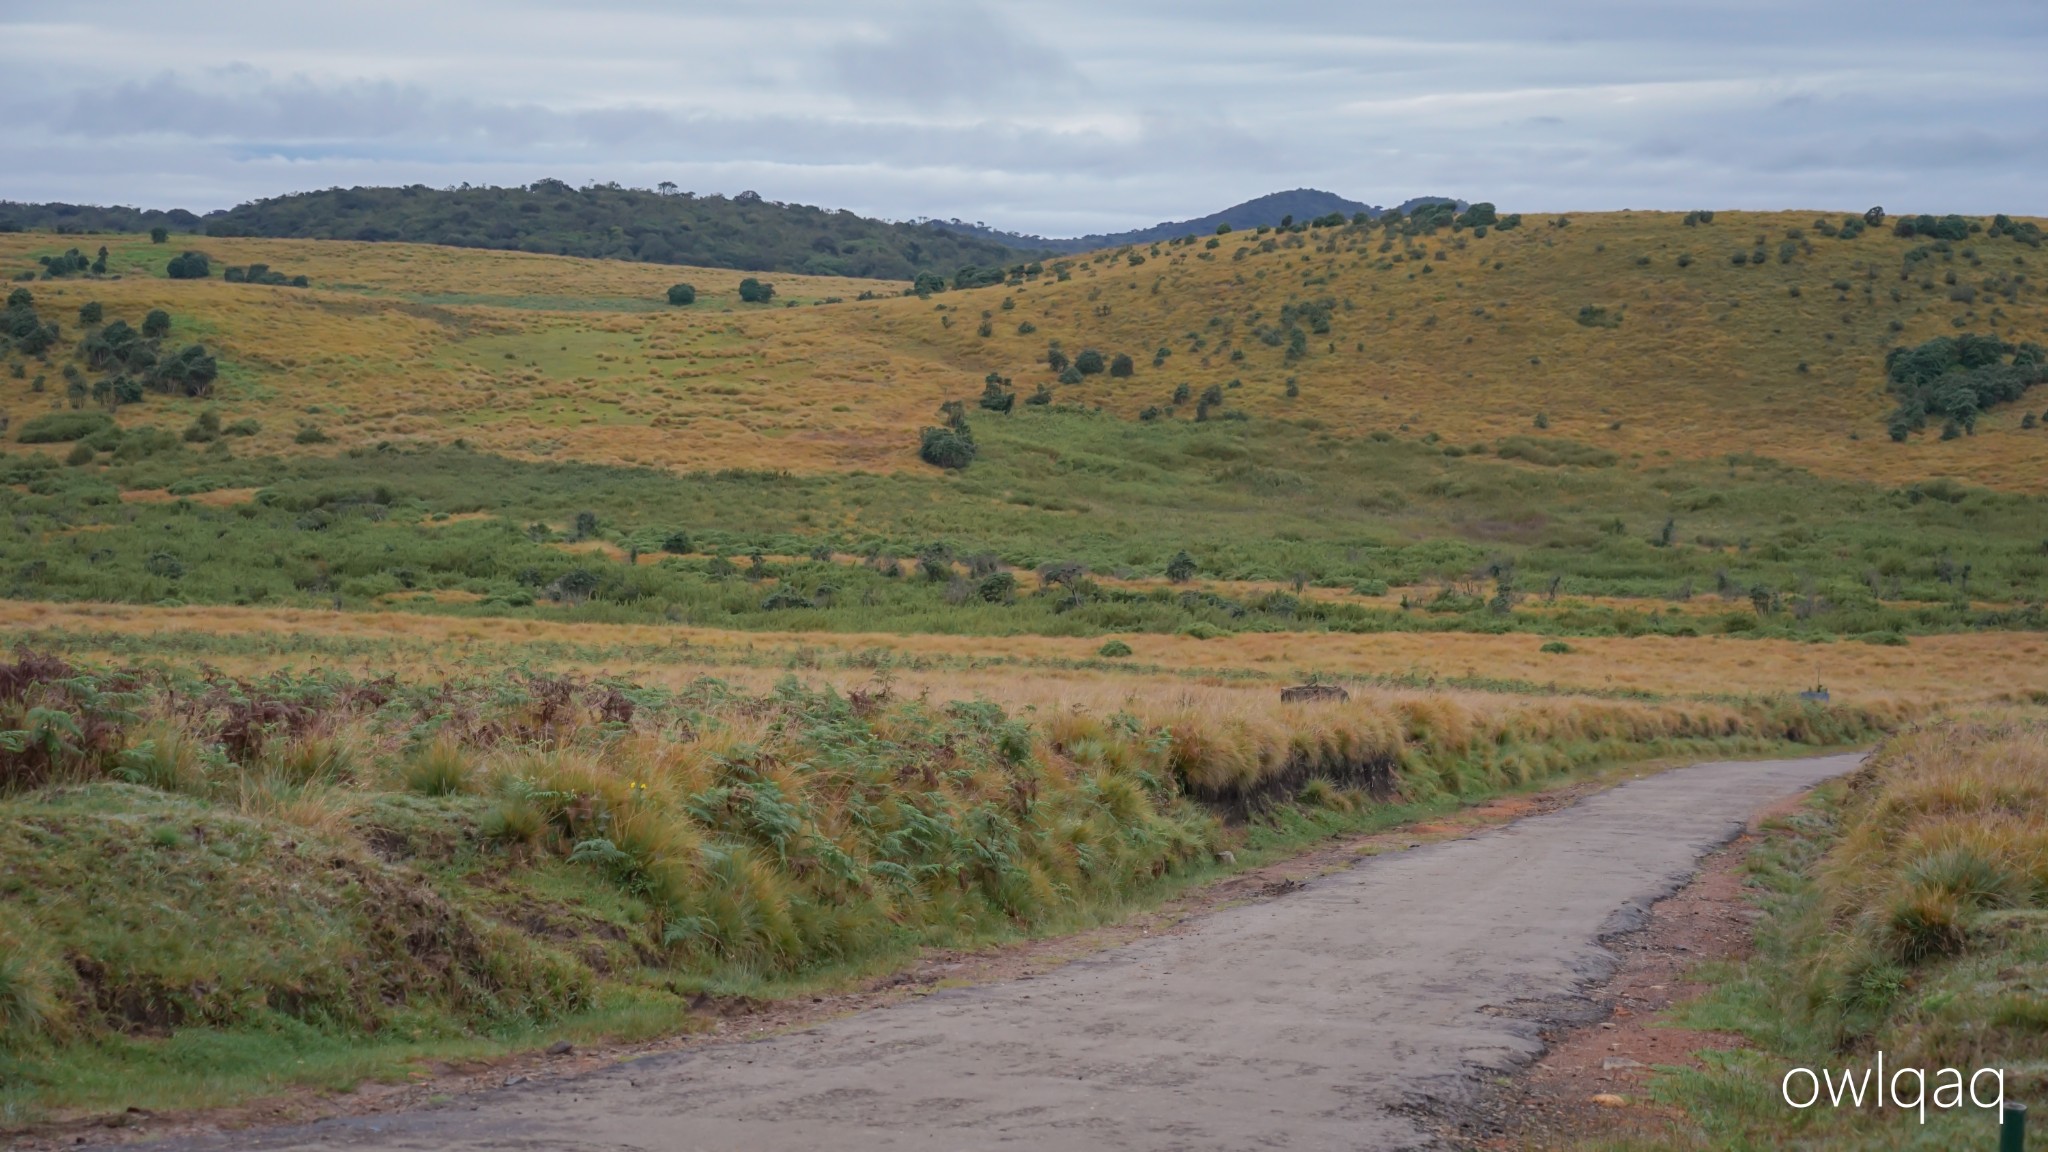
[162,752,1862,1152]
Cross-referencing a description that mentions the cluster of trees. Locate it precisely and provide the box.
[1989,214,2044,247]
[1893,214,1975,241]
[35,247,106,277]
[4,288,215,415]
[905,260,1051,298]
[189,183,1036,280]
[223,263,309,287]
[1884,334,2047,442]
[0,201,204,235]
[3,288,60,356]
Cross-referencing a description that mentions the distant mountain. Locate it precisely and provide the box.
[930,190,1467,254]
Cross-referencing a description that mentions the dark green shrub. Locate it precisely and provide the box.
[736,277,774,303]
[1456,203,1498,228]
[1074,349,1105,375]
[978,379,1014,413]
[295,426,332,444]
[1097,639,1133,658]
[165,251,210,279]
[976,571,1016,602]
[77,301,103,325]
[183,410,221,443]
[1495,436,1619,468]
[141,309,171,339]
[1024,383,1052,406]
[1058,364,1083,385]
[1044,347,1068,373]
[150,344,218,397]
[661,531,692,554]
[17,411,114,443]
[918,424,977,470]
[1108,353,1134,377]
[666,283,696,306]
[1165,550,1197,582]
[150,227,169,244]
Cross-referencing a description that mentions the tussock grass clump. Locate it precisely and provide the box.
[1636,718,2048,1146]
[400,737,472,796]
[1810,722,2048,1059]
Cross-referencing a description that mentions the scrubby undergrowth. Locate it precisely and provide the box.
[0,650,1899,1123]
[1634,718,2047,1148]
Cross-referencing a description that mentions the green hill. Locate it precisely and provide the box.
[4,183,1039,281]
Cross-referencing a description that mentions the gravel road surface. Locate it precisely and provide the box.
[165,752,1860,1152]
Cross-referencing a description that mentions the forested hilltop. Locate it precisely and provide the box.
[3,183,1040,280]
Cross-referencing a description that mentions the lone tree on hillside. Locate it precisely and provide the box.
[737,277,775,303]
[666,283,696,306]
[1165,550,1197,583]
[919,423,977,469]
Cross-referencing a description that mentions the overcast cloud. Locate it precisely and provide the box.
[2,0,2043,233]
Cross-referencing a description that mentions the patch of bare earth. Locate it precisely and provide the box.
[1446,794,1809,1150]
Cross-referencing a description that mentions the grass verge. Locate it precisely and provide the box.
[0,650,1897,1129]
[1585,718,2044,1150]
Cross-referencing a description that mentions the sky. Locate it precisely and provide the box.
[3,1,2044,236]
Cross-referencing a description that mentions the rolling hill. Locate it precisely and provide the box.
[928,190,1463,253]
[8,206,2042,485]
[2,206,2046,638]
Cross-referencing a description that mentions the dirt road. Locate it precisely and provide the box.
[164,752,1860,1152]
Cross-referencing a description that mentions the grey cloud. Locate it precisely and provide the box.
[1,1,2044,230]
[829,5,1083,109]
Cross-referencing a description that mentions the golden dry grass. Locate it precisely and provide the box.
[3,600,2036,708]
[6,210,2045,487]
